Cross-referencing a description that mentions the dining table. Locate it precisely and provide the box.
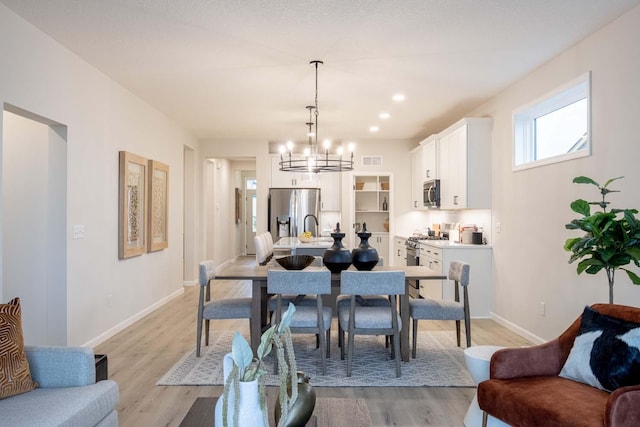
[215,262,446,362]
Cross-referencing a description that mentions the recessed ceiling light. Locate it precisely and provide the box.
[369,126,379,132]
[379,112,390,120]
[392,93,406,102]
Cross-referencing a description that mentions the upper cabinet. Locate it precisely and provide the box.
[410,145,425,210]
[270,156,339,211]
[270,156,319,188]
[438,118,492,210]
[319,172,341,211]
[410,135,438,210]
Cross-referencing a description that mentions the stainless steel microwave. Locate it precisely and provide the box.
[423,179,440,208]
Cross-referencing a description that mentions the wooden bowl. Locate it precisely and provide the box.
[276,255,316,270]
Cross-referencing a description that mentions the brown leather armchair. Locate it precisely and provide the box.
[478,304,640,427]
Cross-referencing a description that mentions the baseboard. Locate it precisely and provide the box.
[83,287,185,348]
[490,312,545,344]
[183,280,198,287]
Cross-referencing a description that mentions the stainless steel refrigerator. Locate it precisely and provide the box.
[268,188,320,242]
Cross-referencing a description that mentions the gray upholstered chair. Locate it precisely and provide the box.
[267,256,323,311]
[336,257,390,349]
[197,260,253,357]
[338,270,405,377]
[409,260,471,358]
[267,269,332,375]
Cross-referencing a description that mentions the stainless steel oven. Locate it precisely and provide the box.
[405,239,420,298]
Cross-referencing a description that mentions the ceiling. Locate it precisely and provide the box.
[2,0,638,144]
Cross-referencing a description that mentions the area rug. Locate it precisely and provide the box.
[157,331,474,387]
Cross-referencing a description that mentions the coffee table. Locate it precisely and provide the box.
[180,396,372,427]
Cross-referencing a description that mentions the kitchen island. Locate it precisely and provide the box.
[274,236,335,256]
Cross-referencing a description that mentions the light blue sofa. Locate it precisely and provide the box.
[0,346,119,427]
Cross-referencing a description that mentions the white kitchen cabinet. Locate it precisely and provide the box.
[419,242,492,318]
[393,236,406,267]
[422,135,438,180]
[319,171,340,211]
[368,232,390,265]
[270,156,319,188]
[418,244,443,299]
[438,118,492,210]
[410,135,438,210]
[410,145,424,210]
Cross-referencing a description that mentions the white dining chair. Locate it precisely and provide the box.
[409,260,471,358]
[254,234,268,265]
[338,270,405,377]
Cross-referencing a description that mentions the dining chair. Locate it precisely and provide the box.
[267,256,323,311]
[254,234,268,265]
[197,260,253,357]
[409,260,471,358]
[262,232,274,261]
[267,269,332,374]
[336,257,390,349]
[338,270,405,377]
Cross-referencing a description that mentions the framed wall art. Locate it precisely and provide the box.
[119,151,148,259]
[148,160,169,252]
[235,188,241,224]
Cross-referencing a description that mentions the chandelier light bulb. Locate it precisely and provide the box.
[323,139,331,150]
[278,145,286,154]
[286,140,294,151]
[348,142,355,152]
[303,147,310,156]
[337,146,344,156]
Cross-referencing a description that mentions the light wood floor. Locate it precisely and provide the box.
[95,260,532,427]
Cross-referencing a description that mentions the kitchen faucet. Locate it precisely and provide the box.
[303,214,319,233]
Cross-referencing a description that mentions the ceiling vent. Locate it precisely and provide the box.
[361,155,382,166]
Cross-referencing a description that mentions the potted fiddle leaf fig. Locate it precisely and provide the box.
[564,176,640,303]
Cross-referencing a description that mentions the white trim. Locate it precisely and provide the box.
[183,280,198,286]
[490,311,546,345]
[82,287,184,348]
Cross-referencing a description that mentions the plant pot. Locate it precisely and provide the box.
[214,353,267,427]
[275,371,316,427]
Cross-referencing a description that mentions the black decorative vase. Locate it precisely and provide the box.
[352,222,379,271]
[275,371,316,427]
[322,223,352,273]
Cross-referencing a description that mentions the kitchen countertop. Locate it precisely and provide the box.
[274,236,334,249]
[418,240,492,249]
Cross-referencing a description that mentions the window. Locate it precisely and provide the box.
[513,72,591,170]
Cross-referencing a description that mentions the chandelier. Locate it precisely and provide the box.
[279,60,355,173]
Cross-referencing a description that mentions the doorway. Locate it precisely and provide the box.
[2,104,67,345]
[244,173,257,255]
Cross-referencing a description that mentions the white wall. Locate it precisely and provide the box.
[467,4,640,341]
[2,111,67,345]
[0,5,199,346]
